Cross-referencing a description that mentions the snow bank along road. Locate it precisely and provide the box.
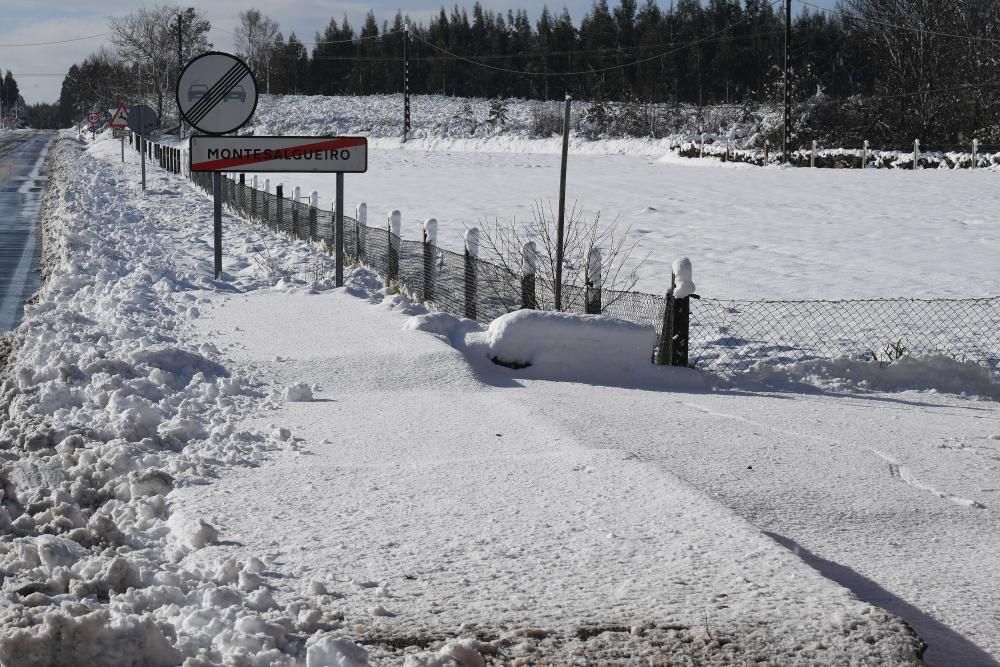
[0,134,933,664]
[0,131,51,333]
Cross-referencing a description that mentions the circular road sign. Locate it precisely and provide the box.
[176,51,257,136]
[127,105,158,136]
[87,112,101,125]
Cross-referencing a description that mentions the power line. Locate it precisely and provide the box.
[312,29,785,61]
[408,0,784,78]
[0,32,110,47]
[215,25,398,46]
[797,0,1000,45]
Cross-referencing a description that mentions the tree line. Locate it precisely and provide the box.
[0,70,22,125]
[46,0,1000,147]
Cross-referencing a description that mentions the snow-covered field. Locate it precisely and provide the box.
[3,95,999,667]
[240,96,1000,301]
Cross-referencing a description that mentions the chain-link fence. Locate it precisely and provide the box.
[689,296,1000,373]
[158,137,1000,375]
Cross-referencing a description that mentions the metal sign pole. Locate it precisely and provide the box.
[335,173,344,287]
[213,172,223,279]
[121,135,125,163]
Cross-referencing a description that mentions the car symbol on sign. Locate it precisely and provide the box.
[224,85,246,103]
[188,84,208,102]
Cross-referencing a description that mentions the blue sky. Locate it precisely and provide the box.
[0,0,839,104]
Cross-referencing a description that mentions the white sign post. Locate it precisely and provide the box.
[177,51,258,280]
[189,135,368,287]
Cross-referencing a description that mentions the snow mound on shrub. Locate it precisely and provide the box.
[746,354,1000,399]
[403,309,709,389]
[476,310,656,372]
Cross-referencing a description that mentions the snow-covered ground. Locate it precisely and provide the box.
[1,132,957,665]
[234,96,1000,300]
[4,93,1000,666]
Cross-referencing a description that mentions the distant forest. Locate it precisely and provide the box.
[45,0,1000,146]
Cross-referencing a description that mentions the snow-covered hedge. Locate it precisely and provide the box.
[677,141,998,170]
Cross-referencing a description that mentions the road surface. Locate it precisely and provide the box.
[0,131,52,332]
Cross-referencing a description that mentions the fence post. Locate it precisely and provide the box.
[913,139,920,170]
[699,133,706,159]
[585,247,602,314]
[521,241,537,309]
[811,140,817,168]
[275,184,284,233]
[422,218,437,303]
[388,209,401,284]
[309,191,319,241]
[764,140,770,165]
[973,139,978,170]
[356,203,367,262]
[862,140,868,169]
[724,138,730,163]
[250,176,258,220]
[291,186,301,239]
[464,227,479,321]
[654,258,695,366]
[264,179,271,227]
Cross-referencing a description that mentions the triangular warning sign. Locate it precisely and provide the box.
[109,104,128,128]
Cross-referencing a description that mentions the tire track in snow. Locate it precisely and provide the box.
[679,400,987,510]
[872,448,987,509]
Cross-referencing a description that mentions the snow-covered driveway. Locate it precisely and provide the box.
[174,286,924,664]
[508,380,1000,666]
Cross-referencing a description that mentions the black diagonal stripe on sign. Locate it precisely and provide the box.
[185,62,245,123]
[188,67,247,124]
[184,62,244,122]
[187,62,248,126]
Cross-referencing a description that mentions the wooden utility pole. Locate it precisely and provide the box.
[402,22,411,142]
[555,94,571,311]
[783,0,791,163]
[177,11,184,138]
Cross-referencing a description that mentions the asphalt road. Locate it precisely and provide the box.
[0,131,52,333]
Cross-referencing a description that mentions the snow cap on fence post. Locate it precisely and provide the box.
[356,203,367,225]
[521,241,537,275]
[264,178,270,194]
[464,227,480,257]
[389,210,401,237]
[251,175,258,189]
[310,190,319,207]
[423,218,438,245]
[672,258,695,299]
[587,247,602,288]
[293,186,301,202]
